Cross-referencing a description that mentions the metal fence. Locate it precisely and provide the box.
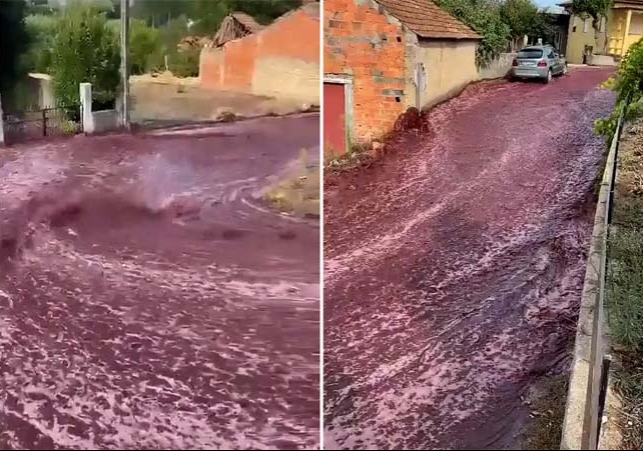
[2,105,81,145]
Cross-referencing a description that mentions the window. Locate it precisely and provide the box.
[630,14,643,35]
[583,18,590,33]
[517,49,543,58]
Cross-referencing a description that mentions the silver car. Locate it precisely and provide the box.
[510,45,568,83]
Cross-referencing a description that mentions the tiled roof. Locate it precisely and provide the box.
[230,12,264,33]
[376,0,481,40]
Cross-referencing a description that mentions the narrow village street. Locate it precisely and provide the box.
[0,115,320,450]
[324,68,614,449]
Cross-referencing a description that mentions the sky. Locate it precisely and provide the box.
[535,0,560,6]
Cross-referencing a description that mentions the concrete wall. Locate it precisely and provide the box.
[80,83,121,134]
[92,110,120,133]
[405,36,479,110]
[21,74,56,109]
[565,13,608,64]
[200,4,320,104]
[478,53,516,80]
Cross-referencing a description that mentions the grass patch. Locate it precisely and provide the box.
[606,118,643,450]
[264,148,320,218]
[324,142,373,172]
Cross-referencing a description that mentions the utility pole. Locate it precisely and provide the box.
[120,0,130,129]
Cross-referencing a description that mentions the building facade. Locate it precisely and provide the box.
[561,0,643,64]
[324,0,480,154]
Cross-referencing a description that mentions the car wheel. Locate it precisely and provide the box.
[544,69,552,84]
[562,64,568,75]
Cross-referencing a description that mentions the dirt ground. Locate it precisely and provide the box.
[605,116,643,450]
[264,149,320,218]
[0,115,320,449]
[130,75,312,126]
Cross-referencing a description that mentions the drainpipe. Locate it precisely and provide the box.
[413,63,425,110]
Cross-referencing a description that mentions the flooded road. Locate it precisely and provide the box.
[324,68,614,449]
[0,115,320,450]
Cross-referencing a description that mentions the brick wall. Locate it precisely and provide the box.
[324,0,406,143]
[200,4,320,104]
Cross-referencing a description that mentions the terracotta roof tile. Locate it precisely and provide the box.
[375,0,481,40]
[230,12,264,33]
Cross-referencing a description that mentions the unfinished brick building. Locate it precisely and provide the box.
[199,2,320,105]
[324,0,480,154]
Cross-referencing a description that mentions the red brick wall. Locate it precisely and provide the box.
[221,35,258,90]
[259,8,319,63]
[325,0,406,143]
[200,6,319,97]
[199,50,222,87]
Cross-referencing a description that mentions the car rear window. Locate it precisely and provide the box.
[517,49,543,59]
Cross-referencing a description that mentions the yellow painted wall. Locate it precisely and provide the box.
[578,9,643,58]
[565,13,608,64]
[405,37,479,110]
[624,12,643,54]
[608,9,628,54]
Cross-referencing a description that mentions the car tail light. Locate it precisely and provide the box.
[537,60,547,67]
[512,59,518,67]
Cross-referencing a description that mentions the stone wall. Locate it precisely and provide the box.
[478,53,516,80]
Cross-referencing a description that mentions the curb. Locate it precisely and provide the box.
[560,112,624,450]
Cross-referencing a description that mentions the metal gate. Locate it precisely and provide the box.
[2,105,81,145]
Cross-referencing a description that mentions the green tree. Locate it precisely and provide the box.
[571,0,612,52]
[132,0,303,32]
[499,0,539,50]
[22,14,59,73]
[189,0,229,35]
[50,2,120,106]
[223,0,302,25]
[129,20,162,74]
[0,1,29,96]
[435,0,510,66]
[132,0,190,27]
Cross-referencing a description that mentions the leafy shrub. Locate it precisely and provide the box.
[130,19,162,74]
[167,47,200,78]
[49,3,120,107]
[595,39,643,142]
[434,0,511,66]
[614,39,643,106]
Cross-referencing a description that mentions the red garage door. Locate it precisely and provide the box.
[323,82,346,155]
